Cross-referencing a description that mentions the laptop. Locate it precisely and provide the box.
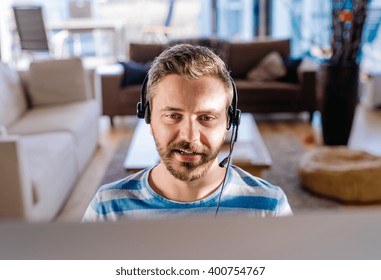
[0,209,380,260]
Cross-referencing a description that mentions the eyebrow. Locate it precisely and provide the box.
[160,106,184,112]
[160,106,223,116]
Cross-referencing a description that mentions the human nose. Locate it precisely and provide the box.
[179,118,200,142]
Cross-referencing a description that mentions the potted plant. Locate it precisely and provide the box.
[318,0,369,145]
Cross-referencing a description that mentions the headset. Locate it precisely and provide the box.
[137,74,241,215]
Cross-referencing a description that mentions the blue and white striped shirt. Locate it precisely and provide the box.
[83,165,292,222]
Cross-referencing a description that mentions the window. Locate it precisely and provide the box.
[272,0,331,58]
[271,0,381,71]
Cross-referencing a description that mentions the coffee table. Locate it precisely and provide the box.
[124,113,272,176]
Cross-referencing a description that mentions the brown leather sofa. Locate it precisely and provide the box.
[100,39,317,125]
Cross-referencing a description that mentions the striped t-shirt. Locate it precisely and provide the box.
[82,165,292,222]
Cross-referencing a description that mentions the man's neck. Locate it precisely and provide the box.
[148,160,226,202]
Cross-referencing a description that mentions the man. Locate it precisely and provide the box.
[83,44,292,222]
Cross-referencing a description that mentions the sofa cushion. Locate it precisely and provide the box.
[21,132,77,220]
[0,63,28,127]
[228,39,290,79]
[234,80,300,112]
[246,52,286,81]
[8,100,99,144]
[9,100,99,176]
[276,57,302,84]
[28,57,91,106]
[119,60,151,88]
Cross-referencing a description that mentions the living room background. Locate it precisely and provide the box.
[0,0,380,73]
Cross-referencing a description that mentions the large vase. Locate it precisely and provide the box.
[317,63,359,145]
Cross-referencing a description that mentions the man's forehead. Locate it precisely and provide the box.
[154,75,229,99]
[153,89,229,114]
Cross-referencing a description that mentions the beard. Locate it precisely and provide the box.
[153,135,225,182]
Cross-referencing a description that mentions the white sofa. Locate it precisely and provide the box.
[0,58,100,222]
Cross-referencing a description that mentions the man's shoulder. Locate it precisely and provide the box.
[230,165,279,190]
[229,165,286,199]
[228,165,293,216]
[98,168,149,192]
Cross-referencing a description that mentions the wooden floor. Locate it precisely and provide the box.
[56,106,381,222]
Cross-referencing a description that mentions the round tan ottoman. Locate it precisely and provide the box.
[299,146,381,203]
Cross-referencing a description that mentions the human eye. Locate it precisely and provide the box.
[167,113,181,119]
[199,115,213,121]
[199,115,216,123]
[164,113,182,123]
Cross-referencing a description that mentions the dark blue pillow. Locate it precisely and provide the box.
[276,57,302,84]
[119,60,151,88]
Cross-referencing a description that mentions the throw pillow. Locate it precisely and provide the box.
[0,62,28,127]
[246,51,286,82]
[119,61,151,88]
[276,57,303,84]
[28,57,91,106]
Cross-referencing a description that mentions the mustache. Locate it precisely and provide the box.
[167,141,208,155]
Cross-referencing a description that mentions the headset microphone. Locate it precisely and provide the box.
[219,157,229,168]
[219,121,239,168]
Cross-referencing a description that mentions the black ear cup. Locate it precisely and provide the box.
[234,109,241,127]
[227,76,240,131]
[137,75,149,121]
[137,102,145,119]
[227,105,234,130]
[226,75,241,131]
[227,107,241,130]
[144,102,151,124]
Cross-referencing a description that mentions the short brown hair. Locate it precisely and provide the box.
[147,44,233,106]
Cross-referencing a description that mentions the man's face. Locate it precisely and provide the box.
[150,74,229,182]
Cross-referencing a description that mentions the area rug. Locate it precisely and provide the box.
[260,132,340,213]
[100,132,341,213]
